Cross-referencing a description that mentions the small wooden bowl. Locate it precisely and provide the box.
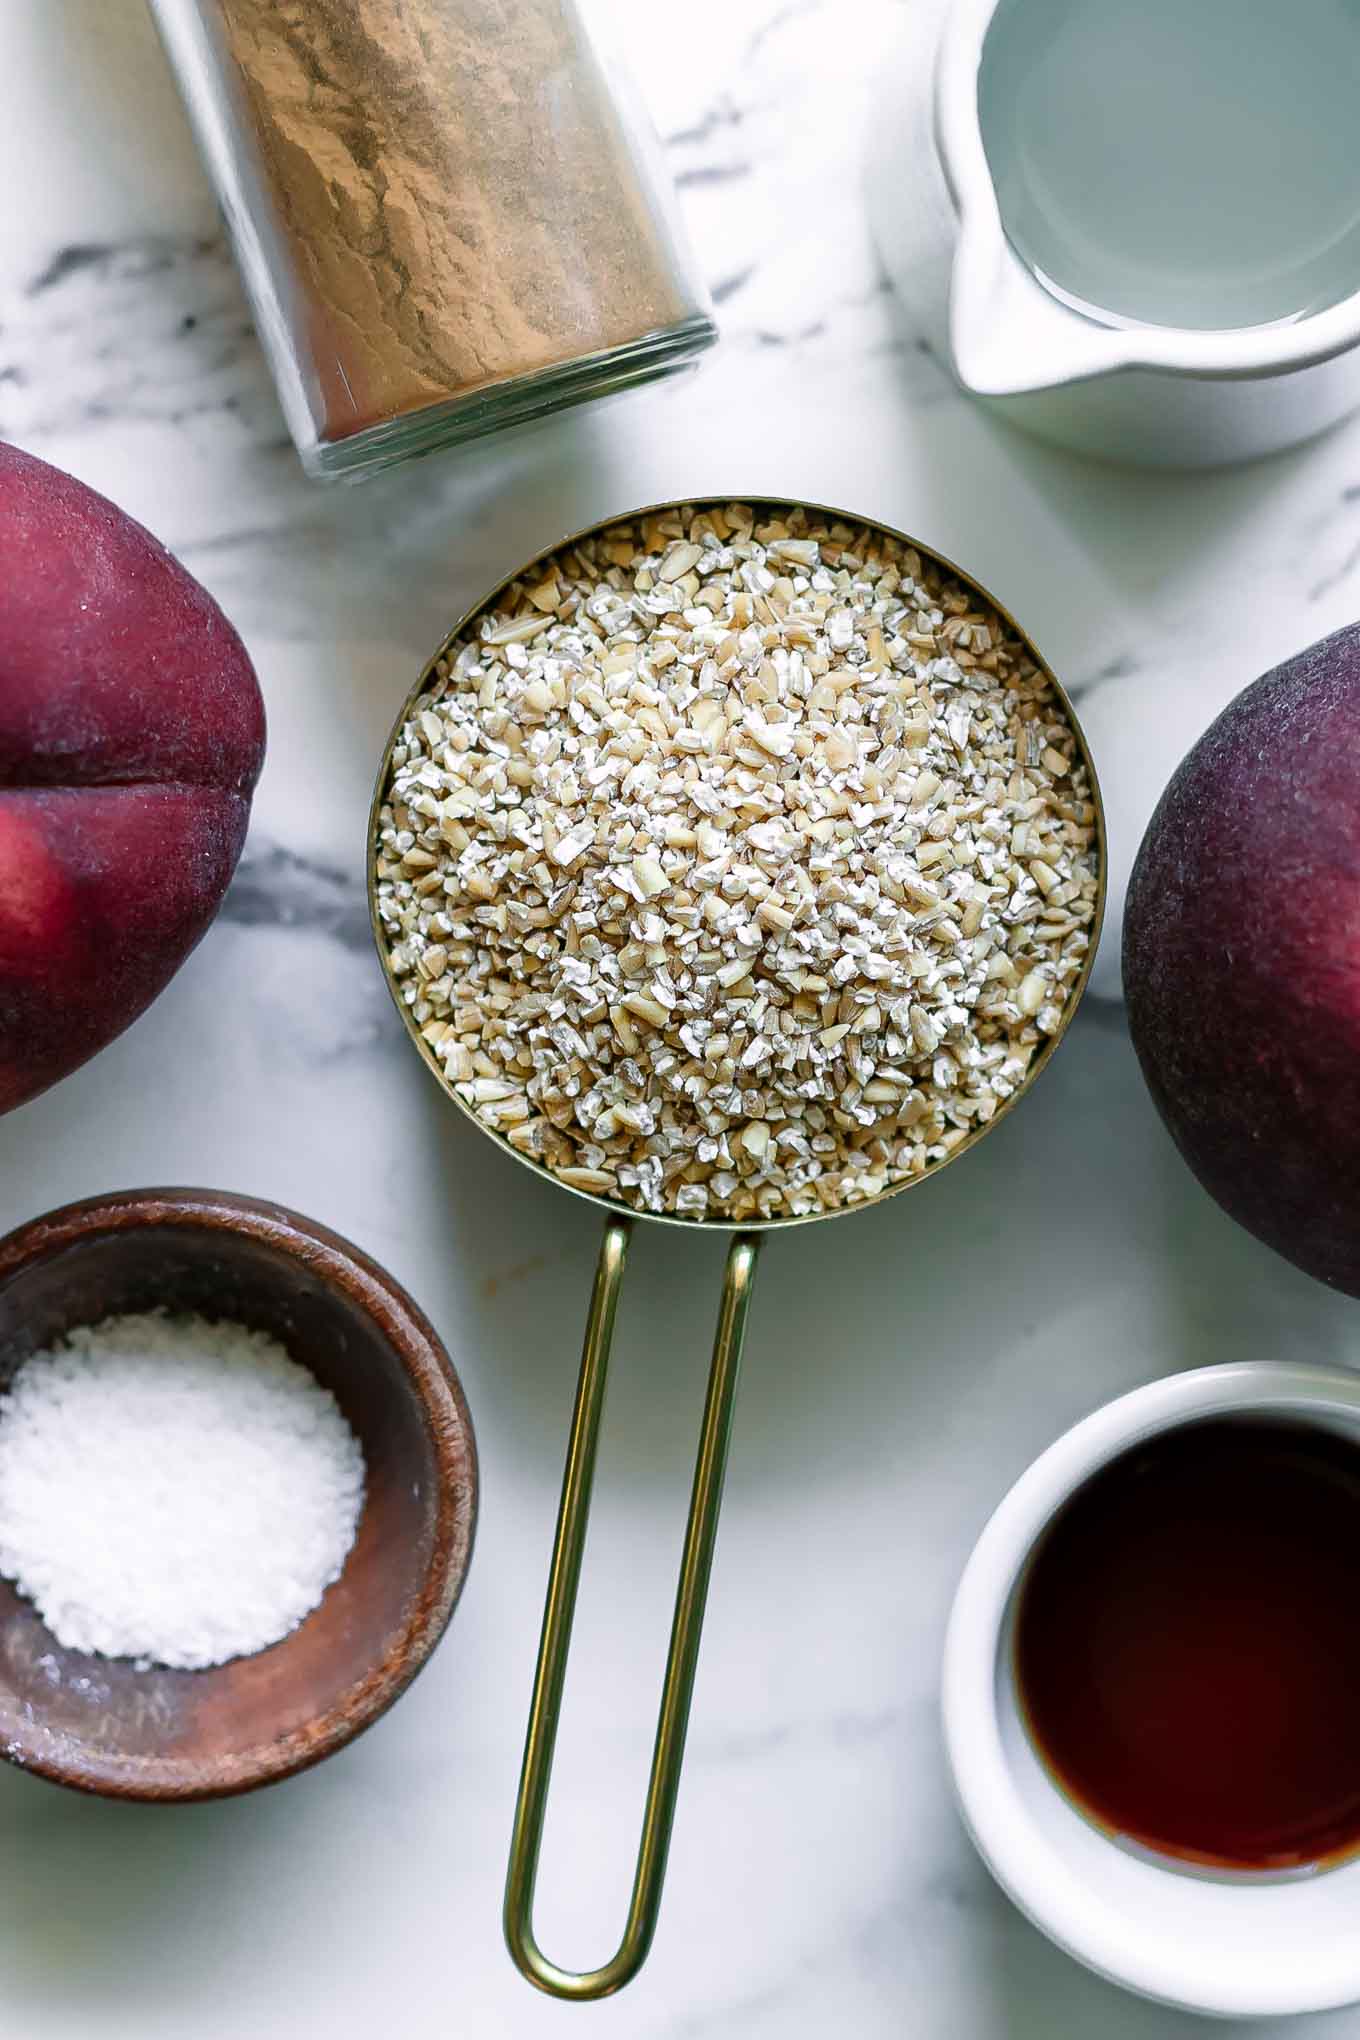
[0,1189,478,1800]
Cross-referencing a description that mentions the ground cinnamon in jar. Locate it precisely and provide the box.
[159,0,714,475]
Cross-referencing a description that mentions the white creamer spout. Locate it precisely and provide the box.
[934,0,1132,402]
[948,212,1133,400]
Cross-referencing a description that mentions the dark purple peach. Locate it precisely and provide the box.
[0,444,265,1114]
[1124,622,1360,1296]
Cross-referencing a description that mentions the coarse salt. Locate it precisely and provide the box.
[0,1313,365,1670]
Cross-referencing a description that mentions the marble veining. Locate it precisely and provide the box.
[2,4,1360,2037]
[219,845,373,952]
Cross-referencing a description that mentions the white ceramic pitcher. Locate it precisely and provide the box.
[868,0,1360,467]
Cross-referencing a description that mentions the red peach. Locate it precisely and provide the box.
[0,444,265,1115]
[1124,622,1360,1296]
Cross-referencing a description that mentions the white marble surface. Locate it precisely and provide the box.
[2,4,1360,2036]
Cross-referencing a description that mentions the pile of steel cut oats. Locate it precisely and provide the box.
[374,504,1100,1221]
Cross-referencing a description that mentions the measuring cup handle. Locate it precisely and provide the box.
[503,1215,760,2000]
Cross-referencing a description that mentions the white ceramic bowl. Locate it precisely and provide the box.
[943,1361,1360,2020]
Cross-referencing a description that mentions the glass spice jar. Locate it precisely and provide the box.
[150,0,716,480]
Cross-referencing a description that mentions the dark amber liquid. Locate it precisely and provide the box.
[1015,1418,1360,1872]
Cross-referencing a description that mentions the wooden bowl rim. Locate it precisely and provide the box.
[0,1187,478,1801]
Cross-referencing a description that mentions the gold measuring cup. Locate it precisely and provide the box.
[367,499,1107,2001]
